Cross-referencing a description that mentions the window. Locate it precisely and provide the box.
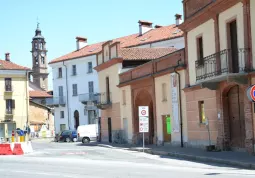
[58,67,62,78]
[72,65,77,76]
[60,124,66,132]
[197,36,204,65]
[5,78,12,92]
[88,62,93,73]
[122,90,126,105]
[88,81,94,93]
[72,84,78,96]
[6,99,15,114]
[88,110,95,124]
[41,57,45,64]
[162,83,167,101]
[198,101,206,124]
[60,111,64,118]
[58,86,63,96]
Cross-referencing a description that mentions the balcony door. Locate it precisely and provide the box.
[228,20,239,73]
[58,86,64,103]
[106,77,110,103]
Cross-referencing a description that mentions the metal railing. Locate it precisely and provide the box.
[94,92,112,105]
[79,93,97,103]
[6,109,14,115]
[45,96,66,106]
[196,48,251,81]
[5,85,13,92]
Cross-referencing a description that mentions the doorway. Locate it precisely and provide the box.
[162,115,171,142]
[227,85,245,149]
[74,110,80,130]
[228,20,239,73]
[108,118,112,143]
[106,77,110,103]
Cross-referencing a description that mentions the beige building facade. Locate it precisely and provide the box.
[180,0,254,152]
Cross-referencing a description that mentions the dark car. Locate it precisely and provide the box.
[56,130,77,142]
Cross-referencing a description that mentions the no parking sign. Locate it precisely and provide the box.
[247,85,255,102]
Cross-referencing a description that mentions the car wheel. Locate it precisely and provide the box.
[65,137,71,142]
[82,137,90,144]
[73,138,77,142]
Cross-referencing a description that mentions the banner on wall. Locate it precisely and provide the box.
[171,73,180,133]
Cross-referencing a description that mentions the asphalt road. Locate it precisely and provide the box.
[0,139,255,178]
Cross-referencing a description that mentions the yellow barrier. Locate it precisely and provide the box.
[11,136,15,143]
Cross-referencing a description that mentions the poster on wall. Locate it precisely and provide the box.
[171,73,180,133]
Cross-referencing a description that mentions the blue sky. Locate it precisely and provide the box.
[0,0,183,90]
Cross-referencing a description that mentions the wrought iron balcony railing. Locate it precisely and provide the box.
[46,96,66,106]
[196,48,251,81]
[94,92,112,109]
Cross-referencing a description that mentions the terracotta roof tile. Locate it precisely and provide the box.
[119,48,177,60]
[49,24,183,64]
[0,59,30,70]
[29,90,53,98]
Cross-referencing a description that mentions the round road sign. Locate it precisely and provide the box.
[250,85,255,102]
[141,110,146,116]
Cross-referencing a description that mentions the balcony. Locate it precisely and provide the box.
[94,92,112,110]
[79,93,98,105]
[5,109,14,121]
[195,48,252,88]
[46,96,66,107]
[4,85,13,96]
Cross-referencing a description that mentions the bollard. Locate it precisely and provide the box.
[11,130,15,143]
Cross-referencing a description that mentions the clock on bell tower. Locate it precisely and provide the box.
[31,22,49,91]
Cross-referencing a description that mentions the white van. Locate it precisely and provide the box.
[77,124,98,143]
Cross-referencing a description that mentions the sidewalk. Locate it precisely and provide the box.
[96,143,255,170]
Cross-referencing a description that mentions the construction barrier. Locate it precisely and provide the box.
[12,143,24,155]
[0,144,13,155]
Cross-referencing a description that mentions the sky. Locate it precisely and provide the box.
[0,0,183,90]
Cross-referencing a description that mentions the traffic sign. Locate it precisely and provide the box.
[139,116,149,133]
[139,106,149,117]
[250,85,255,102]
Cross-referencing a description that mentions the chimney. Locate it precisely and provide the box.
[5,53,10,62]
[76,36,88,50]
[138,20,153,36]
[155,25,163,28]
[175,14,183,26]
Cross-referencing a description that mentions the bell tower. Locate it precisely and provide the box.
[31,22,48,90]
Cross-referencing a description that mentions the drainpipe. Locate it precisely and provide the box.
[63,61,70,129]
[25,71,30,140]
[174,59,184,148]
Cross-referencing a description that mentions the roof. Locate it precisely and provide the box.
[49,24,183,64]
[29,90,53,98]
[119,48,177,60]
[0,59,30,70]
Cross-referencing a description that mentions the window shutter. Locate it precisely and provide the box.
[12,100,15,109]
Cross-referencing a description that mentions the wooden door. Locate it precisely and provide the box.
[162,116,171,142]
[228,86,245,148]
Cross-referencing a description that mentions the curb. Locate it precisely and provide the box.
[129,148,255,170]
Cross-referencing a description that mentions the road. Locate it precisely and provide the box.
[0,139,254,178]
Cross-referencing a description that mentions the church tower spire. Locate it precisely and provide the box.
[31,22,49,91]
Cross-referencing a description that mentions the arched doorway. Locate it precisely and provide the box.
[223,85,245,150]
[134,89,154,144]
[74,110,80,130]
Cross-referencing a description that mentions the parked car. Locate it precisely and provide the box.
[56,130,77,142]
[77,124,98,144]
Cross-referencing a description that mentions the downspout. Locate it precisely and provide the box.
[63,61,70,129]
[174,59,184,148]
[26,71,30,139]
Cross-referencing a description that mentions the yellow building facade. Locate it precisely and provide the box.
[0,56,30,139]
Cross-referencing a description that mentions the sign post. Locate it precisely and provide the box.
[139,106,149,152]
